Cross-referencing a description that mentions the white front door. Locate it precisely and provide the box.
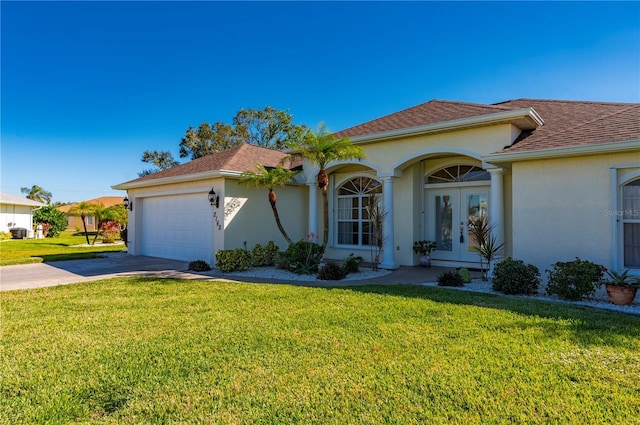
[426,187,489,263]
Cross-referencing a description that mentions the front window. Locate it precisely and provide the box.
[623,179,640,268]
[336,177,382,246]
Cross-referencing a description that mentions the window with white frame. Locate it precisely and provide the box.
[336,177,382,246]
[623,178,640,268]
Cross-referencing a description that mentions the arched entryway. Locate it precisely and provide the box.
[424,164,491,264]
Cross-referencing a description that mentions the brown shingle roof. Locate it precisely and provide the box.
[120,144,296,185]
[335,100,515,138]
[335,98,640,153]
[58,196,124,213]
[494,99,640,152]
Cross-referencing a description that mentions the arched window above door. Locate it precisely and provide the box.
[426,165,490,184]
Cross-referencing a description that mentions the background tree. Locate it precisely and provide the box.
[178,107,307,160]
[233,106,307,151]
[138,151,180,177]
[239,165,301,244]
[33,206,67,238]
[286,123,366,248]
[90,204,129,245]
[179,122,243,160]
[68,201,94,244]
[21,185,52,204]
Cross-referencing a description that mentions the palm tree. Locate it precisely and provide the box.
[68,201,94,244]
[286,123,366,248]
[20,185,52,204]
[90,203,109,245]
[239,165,300,244]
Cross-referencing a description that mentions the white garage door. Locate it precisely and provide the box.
[140,194,213,262]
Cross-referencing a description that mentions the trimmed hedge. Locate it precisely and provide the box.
[492,257,540,295]
[216,248,252,273]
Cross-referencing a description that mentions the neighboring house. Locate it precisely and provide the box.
[58,196,124,231]
[114,99,640,277]
[0,191,45,237]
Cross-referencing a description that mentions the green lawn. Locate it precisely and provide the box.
[2,279,639,424]
[0,231,125,266]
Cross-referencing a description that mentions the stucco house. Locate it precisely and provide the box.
[114,99,640,276]
[58,196,124,231]
[0,191,46,237]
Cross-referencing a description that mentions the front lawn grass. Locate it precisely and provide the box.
[0,231,124,266]
[2,279,639,424]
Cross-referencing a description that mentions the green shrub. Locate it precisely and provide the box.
[343,253,363,274]
[458,267,472,283]
[251,241,280,267]
[216,248,252,273]
[492,257,540,295]
[317,263,347,280]
[277,240,324,275]
[0,231,12,240]
[188,260,211,272]
[437,271,464,287]
[546,258,606,300]
[33,206,67,238]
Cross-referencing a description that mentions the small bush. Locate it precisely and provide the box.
[216,248,252,273]
[33,206,67,238]
[0,231,12,240]
[251,241,280,267]
[437,271,464,287]
[492,257,540,295]
[188,260,211,272]
[277,240,324,275]
[343,253,363,274]
[317,263,348,280]
[458,268,472,283]
[546,258,606,300]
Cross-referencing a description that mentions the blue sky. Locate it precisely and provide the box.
[2,1,639,203]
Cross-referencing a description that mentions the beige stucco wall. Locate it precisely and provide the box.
[223,182,307,250]
[354,124,517,174]
[511,151,638,274]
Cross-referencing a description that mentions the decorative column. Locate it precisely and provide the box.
[488,168,505,248]
[380,176,398,270]
[307,183,318,239]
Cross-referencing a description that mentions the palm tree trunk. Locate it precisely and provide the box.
[322,187,329,248]
[271,203,293,244]
[91,219,101,245]
[81,214,90,244]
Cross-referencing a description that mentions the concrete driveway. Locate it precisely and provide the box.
[0,252,199,291]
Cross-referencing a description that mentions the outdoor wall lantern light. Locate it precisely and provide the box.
[123,197,133,211]
[208,188,220,208]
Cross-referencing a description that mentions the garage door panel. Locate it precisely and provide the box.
[140,194,213,262]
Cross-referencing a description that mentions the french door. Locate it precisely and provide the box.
[426,187,489,263]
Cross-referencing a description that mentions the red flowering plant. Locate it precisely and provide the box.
[100,221,121,244]
[546,258,606,301]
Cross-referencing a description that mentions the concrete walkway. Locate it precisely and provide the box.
[0,251,453,291]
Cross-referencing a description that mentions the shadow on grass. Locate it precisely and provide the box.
[329,284,640,348]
